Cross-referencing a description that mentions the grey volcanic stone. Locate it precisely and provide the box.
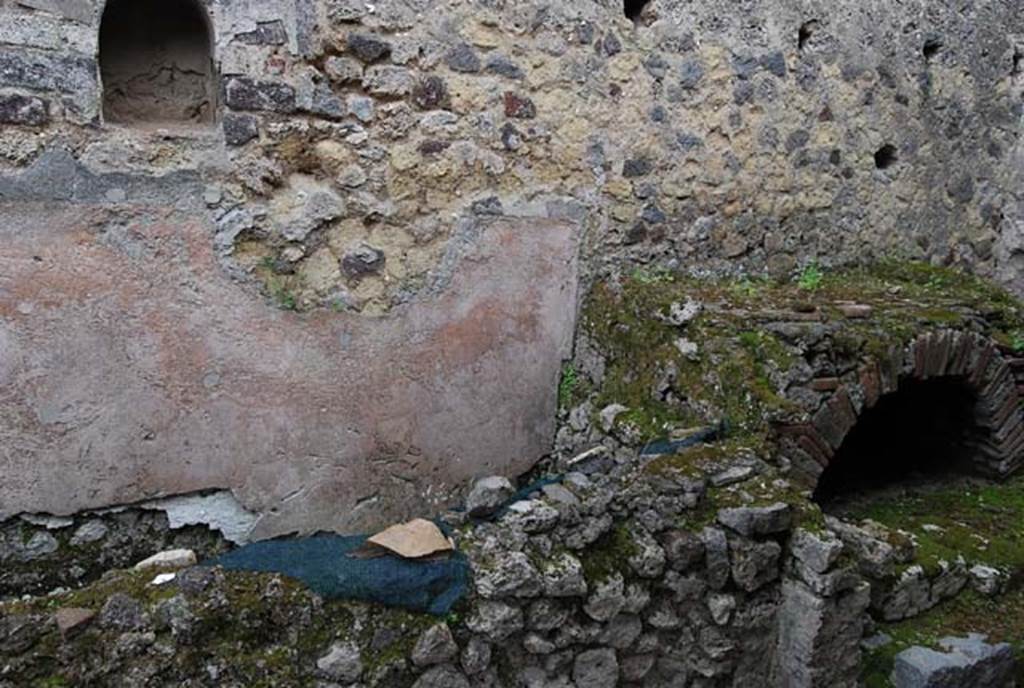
[466,476,514,517]
[627,529,666,578]
[541,552,587,597]
[731,539,782,592]
[717,503,792,536]
[583,574,626,621]
[98,594,149,632]
[316,641,363,682]
[506,500,560,533]
[69,520,108,546]
[601,613,642,649]
[346,33,392,63]
[661,529,705,571]
[0,93,48,125]
[467,601,523,641]
[460,636,491,675]
[342,243,386,277]
[412,664,470,688]
[224,77,296,113]
[701,527,730,590]
[412,624,458,667]
[445,43,481,73]
[573,647,619,688]
[15,531,58,561]
[527,599,569,631]
[790,528,844,574]
[222,113,259,146]
[892,634,1017,688]
[473,551,542,598]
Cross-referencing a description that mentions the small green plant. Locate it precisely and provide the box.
[797,262,823,291]
[558,363,578,409]
[629,266,674,285]
[268,277,298,311]
[1011,330,1024,353]
[925,273,947,291]
[729,279,762,299]
[258,255,277,270]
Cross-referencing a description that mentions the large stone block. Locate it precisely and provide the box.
[15,0,94,24]
[224,76,296,112]
[892,634,1017,688]
[0,93,49,125]
[0,47,98,120]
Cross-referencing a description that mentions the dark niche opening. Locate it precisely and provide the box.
[798,20,819,51]
[1013,48,1022,78]
[874,144,899,170]
[624,0,651,23]
[813,377,981,506]
[99,0,216,126]
[923,38,943,61]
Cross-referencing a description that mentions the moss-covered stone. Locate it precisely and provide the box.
[580,261,1024,449]
[860,589,1024,687]
[0,566,438,688]
[833,474,1024,578]
[579,523,641,584]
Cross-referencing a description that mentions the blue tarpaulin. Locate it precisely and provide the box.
[210,532,469,616]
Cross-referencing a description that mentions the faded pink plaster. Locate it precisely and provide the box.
[0,203,579,538]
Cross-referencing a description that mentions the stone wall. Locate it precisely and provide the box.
[3,440,1020,687]
[0,447,871,688]
[1,0,1023,534]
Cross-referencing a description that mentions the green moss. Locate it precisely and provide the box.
[558,363,583,410]
[797,262,824,291]
[582,277,800,445]
[579,524,641,584]
[834,474,1024,578]
[849,474,1024,684]
[645,436,767,478]
[0,566,443,687]
[32,677,69,688]
[861,589,1024,687]
[341,604,435,677]
[580,261,1024,450]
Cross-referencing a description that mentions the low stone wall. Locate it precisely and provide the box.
[0,446,871,688]
[3,440,1022,686]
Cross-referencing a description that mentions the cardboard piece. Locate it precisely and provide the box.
[362,518,454,559]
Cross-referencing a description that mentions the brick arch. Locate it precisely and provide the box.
[777,329,1024,488]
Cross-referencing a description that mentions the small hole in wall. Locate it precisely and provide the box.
[874,144,899,170]
[798,20,818,51]
[1013,48,1022,77]
[624,0,651,23]
[922,38,943,61]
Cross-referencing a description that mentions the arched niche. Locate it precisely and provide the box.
[98,0,217,126]
[776,330,1024,506]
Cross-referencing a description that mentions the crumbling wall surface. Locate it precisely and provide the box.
[1,0,1022,301]
[0,0,1022,534]
[0,451,865,688]
[0,175,579,537]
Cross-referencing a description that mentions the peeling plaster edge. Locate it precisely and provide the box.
[14,488,258,546]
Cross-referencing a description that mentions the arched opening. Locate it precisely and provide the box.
[624,0,651,23]
[813,377,982,506]
[99,0,216,127]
